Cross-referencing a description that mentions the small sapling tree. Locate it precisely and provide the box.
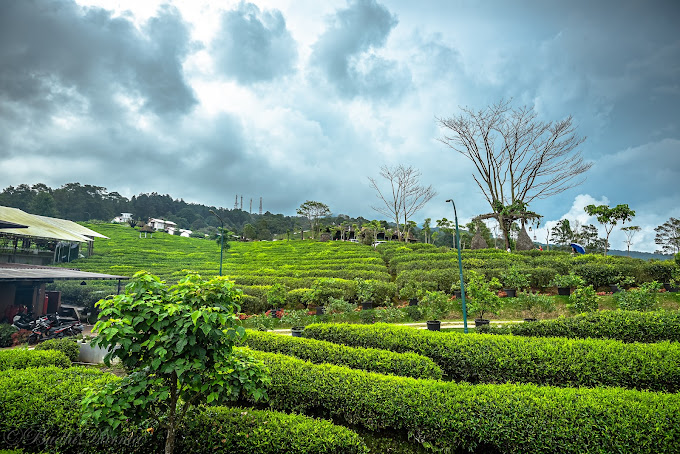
[81,271,269,454]
[584,203,636,256]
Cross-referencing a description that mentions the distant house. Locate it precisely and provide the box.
[148,218,177,232]
[112,213,134,223]
[167,227,193,237]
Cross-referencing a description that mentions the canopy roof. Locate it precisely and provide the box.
[0,263,127,282]
[0,206,108,243]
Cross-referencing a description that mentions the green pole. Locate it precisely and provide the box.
[209,210,224,276]
[446,199,468,333]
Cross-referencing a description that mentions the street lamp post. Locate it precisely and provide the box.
[209,210,224,276]
[445,199,468,333]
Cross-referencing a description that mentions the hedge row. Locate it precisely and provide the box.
[482,310,680,343]
[302,323,680,392]
[246,348,680,454]
[0,366,368,454]
[0,349,71,370]
[241,330,442,380]
[34,338,81,362]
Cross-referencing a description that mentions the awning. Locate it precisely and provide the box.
[0,263,128,282]
[0,206,93,243]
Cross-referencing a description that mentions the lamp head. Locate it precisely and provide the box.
[445,199,452,202]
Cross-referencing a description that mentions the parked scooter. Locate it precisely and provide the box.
[13,313,83,344]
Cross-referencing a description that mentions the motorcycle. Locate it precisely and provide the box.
[13,313,83,344]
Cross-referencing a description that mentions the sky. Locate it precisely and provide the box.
[1,0,679,252]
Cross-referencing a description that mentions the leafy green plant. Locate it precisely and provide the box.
[0,349,71,370]
[549,273,585,288]
[420,291,453,321]
[279,309,311,328]
[81,271,270,454]
[516,291,556,319]
[464,271,502,320]
[266,283,288,309]
[615,274,636,289]
[325,297,357,315]
[0,324,15,348]
[501,266,530,290]
[614,281,663,311]
[355,278,375,303]
[567,285,598,313]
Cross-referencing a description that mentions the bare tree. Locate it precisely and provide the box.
[621,225,641,256]
[368,165,437,241]
[437,99,591,249]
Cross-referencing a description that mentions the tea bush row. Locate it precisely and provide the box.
[0,366,368,454]
[246,348,680,454]
[302,323,680,392]
[0,349,71,371]
[482,310,680,343]
[34,338,81,362]
[241,330,442,380]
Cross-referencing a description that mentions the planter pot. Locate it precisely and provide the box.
[409,298,418,306]
[503,288,517,298]
[426,320,441,331]
[454,290,462,299]
[291,327,304,337]
[315,306,325,316]
[474,319,490,328]
[610,284,621,293]
[362,301,373,310]
[557,287,571,296]
[663,283,679,292]
[79,342,114,364]
[523,318,538,322]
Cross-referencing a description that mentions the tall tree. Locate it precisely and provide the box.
[654,217,680,254]
[550,219,573,247]
[437,99,590,249]
[584,204,636,256]
[368,165,436,241]
[621,225,641,256]
[296,201,330,239]
[421,218,432,244]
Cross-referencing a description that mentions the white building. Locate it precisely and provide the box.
[112,213,134,223]
[148,218,177,232]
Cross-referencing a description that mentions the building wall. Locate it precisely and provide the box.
[0,284,16,322]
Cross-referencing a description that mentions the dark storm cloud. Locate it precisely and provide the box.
[0,0,196,120]
[311,0,411,99]
[212,2,298,84]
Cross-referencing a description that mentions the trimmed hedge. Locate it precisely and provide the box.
[246,348,680,454]
[303,323,680,392]
[34,338,81,362]
[483,310,680,343]
[0,366,368,454]
[242,330,442,380]
[0,349,71,370]
[179,406,368,454]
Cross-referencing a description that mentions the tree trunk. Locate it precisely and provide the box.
[165,426,176,454]
[499,215,511,250]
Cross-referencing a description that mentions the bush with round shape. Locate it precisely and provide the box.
[567,285,598,313]
[613,281,662,311]
[34,338,80,362]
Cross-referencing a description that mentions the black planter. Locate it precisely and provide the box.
[362,301,373,310]
[557,287,571,296]
[503,288,517,298]
[454,290,462,299]
[474,319,490,328]
[409,298,418,306]
[523,318,538,322]
[426,320,441,331]
[663,283,679,292]
[291,327,304,337]
[610,284,621,293]
[315,306,325,316]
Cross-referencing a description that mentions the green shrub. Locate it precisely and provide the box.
[286,288,311,307]
[179,406,368,454]
[549,273,585,288]
[642,261,676,283]
[464,272,502,320]
[303,323,680,392]
[0,349,71,371]
[567,285,598,313]
[34,338,80,362]
[514,292,556,319]
[500,266,531,290]
[614,281,663,311]
[0,324,15,348]
[242,330,442,379]
[0,366,369,454]
[420,291,454,321]
[404,306,424,321]
[484,310,680,343]
[573,263,618,289]
[246,348,680,454]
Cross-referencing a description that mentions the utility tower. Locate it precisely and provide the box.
[234,195,238,210]
[259,197,263,215]
[240,196,243,211]
[249,198,252,214]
